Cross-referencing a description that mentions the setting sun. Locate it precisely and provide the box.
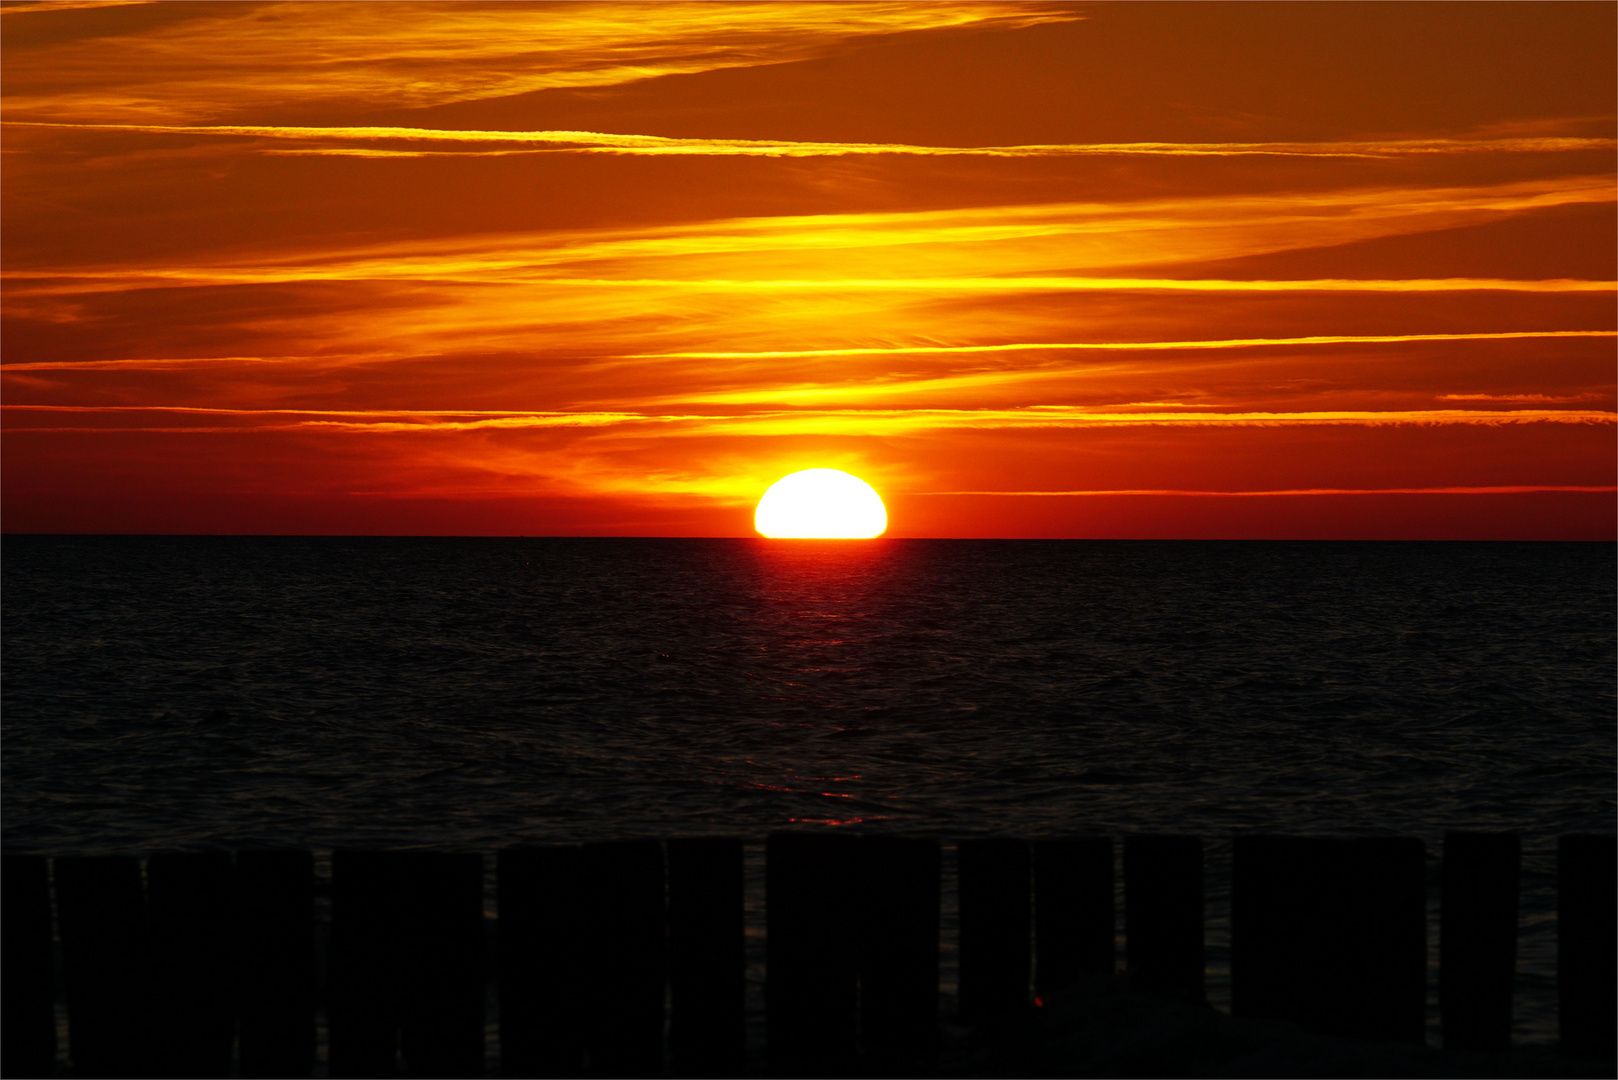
[755,469,887,538]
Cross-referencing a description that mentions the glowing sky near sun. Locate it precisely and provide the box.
[2,1,1613,537]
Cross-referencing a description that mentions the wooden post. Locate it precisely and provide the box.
[497,846,587,1078]
[147,853,236,1078]
[1440,833,1519,1052]
[54,856,153,1079]
[581,840,666,1078]
[766,832,859,1072]
[1232,837,1423,1041]
[860,836,940,1068]
[1123,836,1203,1003]
[235,850,316,1079]
[1558,834,1616,1060]
[667,838,744,1077]
[328,850,400,1078]
[1231,836,1335,1028]
[1,854,56,1079]
[395,853,486,1079]
[1339,837,1426,1043]
[958,838,1031,1026]
[1033,838,1114,999]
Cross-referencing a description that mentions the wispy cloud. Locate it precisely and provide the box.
[10,178,1610,297]
[11,330,1610,378]
[638,330,1617,361]
[3,1,1078,122]
[9,404,1612,434]
[1,355,318,372]
[7,176,1608,420]
[0,1,153,13]
[1438,392,1605,402]
[917,485,1618,496]
[11,274,1608,302]
[14,121,1612,160]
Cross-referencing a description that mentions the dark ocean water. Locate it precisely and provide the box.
[6,536,1611,852]
[4,536,1613,1046]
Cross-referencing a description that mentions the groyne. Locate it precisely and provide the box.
[2,833,1612,1078]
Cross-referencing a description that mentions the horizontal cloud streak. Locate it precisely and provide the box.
[640,330,1617,360]
[1438,392,1603,402]
[14,122,1612,160]
[11,276,1609,300]
[1,355,317,372]
[558,278,1615,293]
[4,1,1076,122]
[918,486,1618,496]
[9,178,1611,306]
[11,329,1609,378]
[9,405,1612,435]
[0,1,153,13]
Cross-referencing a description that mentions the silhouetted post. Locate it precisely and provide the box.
[958,838,1031,1026]
[1440,833,1519,1052]
[1232,836,1423,1041]
[860,836,941,1068]
[235,850,317,1079]
[1123,836,1203,1003]
[1231,836,1337,1028]
[1558,834,1616,1060]
[1,854,56,1079]
[1033,838,1114,999]
[147,853,236,1078]
[396,853,486,1079]
[1339,837,1426,1043]
[581,840,666,1078]
[766,832,859,1073]
[54,856,153,1078]
[667,838,745,1077]
[328,850,400,1078]
[497,846,587,1078]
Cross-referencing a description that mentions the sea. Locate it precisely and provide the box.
[3,536,1613,1051]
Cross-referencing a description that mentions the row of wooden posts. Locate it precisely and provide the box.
[2,833,1614,1079]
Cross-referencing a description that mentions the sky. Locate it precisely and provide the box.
[3,0,1613,538]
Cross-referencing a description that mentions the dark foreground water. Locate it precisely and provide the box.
[6,536,1611,851]
[3,536,1613,1046]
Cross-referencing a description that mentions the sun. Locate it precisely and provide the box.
[755,469,888,538]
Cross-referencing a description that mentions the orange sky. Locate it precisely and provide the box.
[3,0,1614,537]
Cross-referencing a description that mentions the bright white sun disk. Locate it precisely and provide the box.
[755,469,887,538]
